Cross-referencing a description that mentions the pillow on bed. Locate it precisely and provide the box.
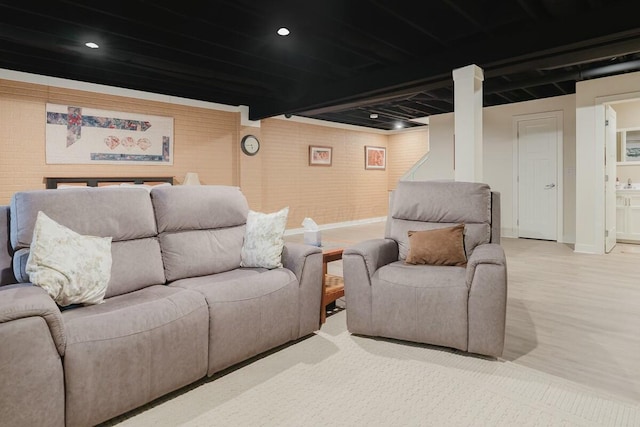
[56,184,88,189]
[120,182,171,192]
[26,211,112,307]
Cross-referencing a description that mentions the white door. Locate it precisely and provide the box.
[518,117,558,240]
[604,105,617,253]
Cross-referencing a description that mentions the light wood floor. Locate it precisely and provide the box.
[287,222,640,404]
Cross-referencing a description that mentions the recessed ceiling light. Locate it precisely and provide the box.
[277,27,290,36]
[395,122,404,129]
[369,113,378,119]
[85,42,99,49]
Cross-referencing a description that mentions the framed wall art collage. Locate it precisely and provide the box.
[45,103,174,165]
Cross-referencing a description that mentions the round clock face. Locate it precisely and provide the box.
[241,135,260,156]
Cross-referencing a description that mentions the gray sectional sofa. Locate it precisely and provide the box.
[0,185,323,427]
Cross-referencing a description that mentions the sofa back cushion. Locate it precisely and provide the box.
[387,181,492,260]
[151,185,249,281]
[10,188,165,297]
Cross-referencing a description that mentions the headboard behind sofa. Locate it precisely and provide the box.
[45,176,174,189]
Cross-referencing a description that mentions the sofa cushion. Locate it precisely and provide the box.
[10,188,165,297]
[170,268,299,375]
[62,285,206,345]
[241,207,289,269]
[388,181,491,260]
[11,187,157,250]
[391,181,491,224]
[372,261,468,350]
[375,261,466,289]
[13,238,167,298]
[160,227,246,281]
[168,267,268,289]
[405,224,467,266]
[151,185,248,233]
[62,285,209,426]
[151,185,250,281]
[106,238,166,298]
[26,212,112,306]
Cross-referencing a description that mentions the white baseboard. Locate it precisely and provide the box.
[285,216,386,236]
[501,228,575,245]
[573,243,602,254]
[501,227,516,239]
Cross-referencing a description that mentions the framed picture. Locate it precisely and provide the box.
[365,145,386,170]
[626,141,640,161]
[46,103,173,165]
[309,145,332,166]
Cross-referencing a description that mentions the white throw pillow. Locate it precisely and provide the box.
[26,211,113,307]
[240,207,289,269]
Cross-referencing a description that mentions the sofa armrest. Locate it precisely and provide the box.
[282,242,323,336]
[343,238,398,280]
[0,283,66,426]
[465,243,507,357]
[342,239,397,336]
[466,243,506,287]
[282,242,322,281]
[0,284,66,355]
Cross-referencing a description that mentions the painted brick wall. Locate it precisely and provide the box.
[255,119,390,228]
[0,78,239,204]
[1,78,428,229]
[387,129,429,190]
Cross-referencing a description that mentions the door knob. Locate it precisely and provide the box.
[544,183,556,189]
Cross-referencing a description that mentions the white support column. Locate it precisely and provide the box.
[452,64,484,182]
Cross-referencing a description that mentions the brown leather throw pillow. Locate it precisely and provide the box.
[405,224,467,266]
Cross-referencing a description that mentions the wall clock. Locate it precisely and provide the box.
[240,135,260,156]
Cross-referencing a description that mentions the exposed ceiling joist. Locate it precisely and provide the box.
[1,0,639,131]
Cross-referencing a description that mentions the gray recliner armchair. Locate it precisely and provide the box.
[342,180,507,358]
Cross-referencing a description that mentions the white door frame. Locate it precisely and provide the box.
[593,92,640,253]
[512,110,564,242]
[604,104,617,253]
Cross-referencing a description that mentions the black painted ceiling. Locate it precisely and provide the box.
[1,0,640,130]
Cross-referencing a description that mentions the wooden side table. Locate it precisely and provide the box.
[320,248,344,325]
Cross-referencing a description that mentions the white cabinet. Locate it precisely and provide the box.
[616,190,640,242]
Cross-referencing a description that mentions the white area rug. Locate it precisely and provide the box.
[109,330,640,427]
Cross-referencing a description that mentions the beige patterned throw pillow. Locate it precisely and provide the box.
[26,211,112,307]
[240,207,289,269]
